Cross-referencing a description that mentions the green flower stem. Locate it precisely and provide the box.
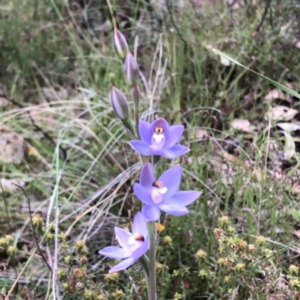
[148,221,157,300]
[121,117,136,139]
[131,83,140,139]
[140,254,150,292]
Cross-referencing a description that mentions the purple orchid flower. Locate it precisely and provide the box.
[130,118,189,159]
[134,163,202,221]
[99,212,149,273]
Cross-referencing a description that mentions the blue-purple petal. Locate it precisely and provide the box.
[149,118,169,134]
[159,166,182,199]
[115,227,132,250]
[133,183,153,206]
[109,257,135,273]
[164,124,185,149]
[140,162,155,190]
[158,203,190,216]
[131,238,150,260]
[130,140,151,156]
[99,246,131,259]
[142,205,161,221]
[162,144,190,159]
[139,121,152,144]
[164,191,202,206]
[132,212,148,239]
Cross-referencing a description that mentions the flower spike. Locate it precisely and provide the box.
[113,28,128,59]
[134,163,202,221]
[130,118,190,159]
[124,52,139,84]
[99,212,149,273]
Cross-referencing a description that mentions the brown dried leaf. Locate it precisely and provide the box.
[293,230,300,239]
[277,122,300,132]
[0,178,25,194]
[231,119,255,133]
[0,132,24,164]
[265,89,285,102]
[265,106,298,121]
[283,131,295,160]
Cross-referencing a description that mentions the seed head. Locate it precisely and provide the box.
[75,240,88,254]
[58,233,66,242]
[198,269,208,278]
[289,264,299,275]
[225,257,234,266]
[112,289,125,300]
[4,235,14,245]
[32,215,44,229]
[7,245,17,256]
[195,249,207,262]
[218,216,230,229]
[77,283,85,292]
[255,235,266,245]
[64,256,71,265]
[214,228,224,239]
[0,237,6,247]
[73,268,86,279]
[84,290,95,299]
[235,263,245,272]
[217,258,225,266]
[163,235,173,246]
[290,278,300,288]
[156,262,165,271]
[248,244,256,252]
[80,256,89,265]
[57,269,66,280]
[104,272,119,282]
[173,293,182,300]
[237,239,248,251]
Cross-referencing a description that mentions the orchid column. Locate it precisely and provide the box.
[99,28,202,300]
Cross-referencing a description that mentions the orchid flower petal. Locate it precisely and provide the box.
[158,204,190,216]
[132,212,149,239]
[159,166,182,199]
[133,183,153,205]
[142,205,161,221]
[99,246,131,259]
[140,162,155,190]
[149,118,169,134]
[139,120,152,144]
[161,144,190,159]
[109,257,135,273]
[115,227,132,250]
[164,124,185,149]
[164,191,202,206]
[129,140,152,156]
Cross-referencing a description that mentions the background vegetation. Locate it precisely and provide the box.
[0,0,300,299]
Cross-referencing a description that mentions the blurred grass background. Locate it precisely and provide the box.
[1,0,300,299]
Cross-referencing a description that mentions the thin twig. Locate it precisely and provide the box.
[13,184,52,273]
[255,0,272,33]
[53,204,61,300]
[105,0,117,29]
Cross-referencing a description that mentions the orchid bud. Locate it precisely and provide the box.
[113,28,128,59]
[110,86,129,120]
[124,52,139,84]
